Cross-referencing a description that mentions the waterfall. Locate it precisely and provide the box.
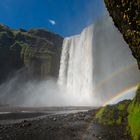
[0,16,139,107]
[58,15,140,106]
[58,25,94,96]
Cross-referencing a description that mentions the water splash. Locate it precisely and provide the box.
[58,16,140,106]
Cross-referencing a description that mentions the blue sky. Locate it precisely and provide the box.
[0,0,105,37]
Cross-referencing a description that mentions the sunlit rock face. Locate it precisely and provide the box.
[0,24,63,83]
[58,15,140,106]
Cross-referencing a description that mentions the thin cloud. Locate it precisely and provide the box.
[49,19,56,25]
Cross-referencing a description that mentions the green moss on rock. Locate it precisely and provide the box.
[128,85,140,140]
[104,1,140,138]
[95,100,130,126]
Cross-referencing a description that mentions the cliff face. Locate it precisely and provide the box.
[0,24,63,83]
[127,85,140,140]
[95,86,140,140]
[101,1,140,139]
[104,0,140,69]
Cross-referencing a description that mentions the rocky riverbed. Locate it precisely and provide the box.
[0,106,131,140]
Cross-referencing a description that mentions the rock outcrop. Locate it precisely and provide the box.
[0,24,63,83]
[127,85,140,140]
[103,1,140,139]
[104,0,140,69]
[95,86,140,140]
[95,100,130,126]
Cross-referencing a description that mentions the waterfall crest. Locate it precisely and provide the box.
[58,25,94,96]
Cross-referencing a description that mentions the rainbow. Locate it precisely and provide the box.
[103,85,138,106]
[94,63,138,92]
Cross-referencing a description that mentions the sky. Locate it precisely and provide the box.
[0,0,105,37]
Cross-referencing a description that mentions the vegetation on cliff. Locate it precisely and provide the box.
[95,100,130,125]
[103,1,140,138]
[128,85,140,140]
[95,85,140,140]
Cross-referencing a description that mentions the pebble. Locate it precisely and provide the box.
[53,118,56,121]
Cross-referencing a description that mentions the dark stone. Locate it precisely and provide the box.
[104,0,140,69]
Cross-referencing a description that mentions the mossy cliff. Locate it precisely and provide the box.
[0,24,63,83]
[127,85,140,140]
[95,85,140,140]
[95,100,130,126]
[104,0,140,69]
[102,1,140,139]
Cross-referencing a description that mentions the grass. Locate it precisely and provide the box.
[128,85,140,140]
[95,107,105,119]
[117,103,125,111]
